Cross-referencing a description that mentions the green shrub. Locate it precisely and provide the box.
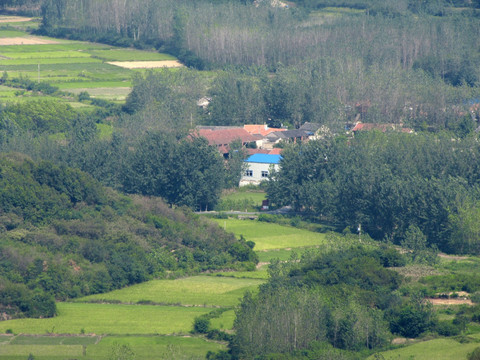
[193,317,210,334]
[468,347,480,360]
[436,321,461,336]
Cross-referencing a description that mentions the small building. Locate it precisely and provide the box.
[239,153,281,187]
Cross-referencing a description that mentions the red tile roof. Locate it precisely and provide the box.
[195,128,260,153]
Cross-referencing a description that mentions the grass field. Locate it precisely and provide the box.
[0,335,224,360]
[213,218,328,251]
[0,302,212,335]
[77,276,264,307]
[368,338,480,360]
[216,189,266,211]
[0,18,180,105]
[210,310,236,331]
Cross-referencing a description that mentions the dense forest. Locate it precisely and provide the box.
[266,131,480,254]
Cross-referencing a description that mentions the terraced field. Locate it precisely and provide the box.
[0,17,181,104]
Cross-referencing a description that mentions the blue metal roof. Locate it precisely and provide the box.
[245,154,282,164]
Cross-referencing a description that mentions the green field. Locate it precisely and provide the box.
[77,276,264,307]
[216,189,266,211]
[368,338,480,360]
[0,335,224,360]
[213,218,328,250]
[0,18,180,104]
[0,303,211,335]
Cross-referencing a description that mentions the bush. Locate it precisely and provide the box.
[436,321,461,336]
[469,347,480,360]
[193,317,210,334]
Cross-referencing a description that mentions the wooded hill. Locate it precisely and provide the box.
[0,153,257,319]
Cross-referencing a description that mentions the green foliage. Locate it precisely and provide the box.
[0,155,258,319]
[123,132,225,210]
[436,320,462,337]
[232,246,404,358]
[267,132,480,254]
[468,347,480,360]
[387,292,437,338]
[193,317,211,334]
[401,225,438,265]
[419,274,480,293]
[109,342,135,360]
[0,100,75,134]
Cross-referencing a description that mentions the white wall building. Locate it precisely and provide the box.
[239,154,281,186]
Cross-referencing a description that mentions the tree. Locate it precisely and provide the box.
[401,224,438,264]
[123,133,224,210]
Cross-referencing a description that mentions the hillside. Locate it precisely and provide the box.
[0,153,257,319]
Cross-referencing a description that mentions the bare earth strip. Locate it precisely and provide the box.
[0,17,33,23]
[428,298,473,305]
[0,37,59,45]
[107,60,184,69]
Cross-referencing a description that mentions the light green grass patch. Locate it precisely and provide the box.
[214,219,328,251]
[4,51,93,59]
[369,338,480,360]
[0,344,83,358]
[0,30,28,38]
[257,247,315,263]
[56,80,132,89]
[90,335,225,360]
[97,123,114,140]
[78,276,264,307]
[11,335,98,345]
[0,335,224,360]
[209,270,269,279]
[210,310,235,331]
[0,303,211,335]
[0,43,111,54]
[0,57,102,66]
[88,49,176,61]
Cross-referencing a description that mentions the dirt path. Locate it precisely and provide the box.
[438,253,470,261]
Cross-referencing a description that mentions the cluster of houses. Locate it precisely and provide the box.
[193,122,413,186]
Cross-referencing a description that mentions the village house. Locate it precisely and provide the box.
[239,153,281,187]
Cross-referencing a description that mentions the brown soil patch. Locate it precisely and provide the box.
[0,37,59,45]
[428,298,473,305]
[107,60,184,69]
[0,17,33,23]
[256,262,269,269]
[438,253,470,261]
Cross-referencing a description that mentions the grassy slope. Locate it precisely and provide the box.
[213,218,328,250]
[0,335,223,360]
[0,303,212,335]
[77,276,264,307]
[368,339,480,360]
